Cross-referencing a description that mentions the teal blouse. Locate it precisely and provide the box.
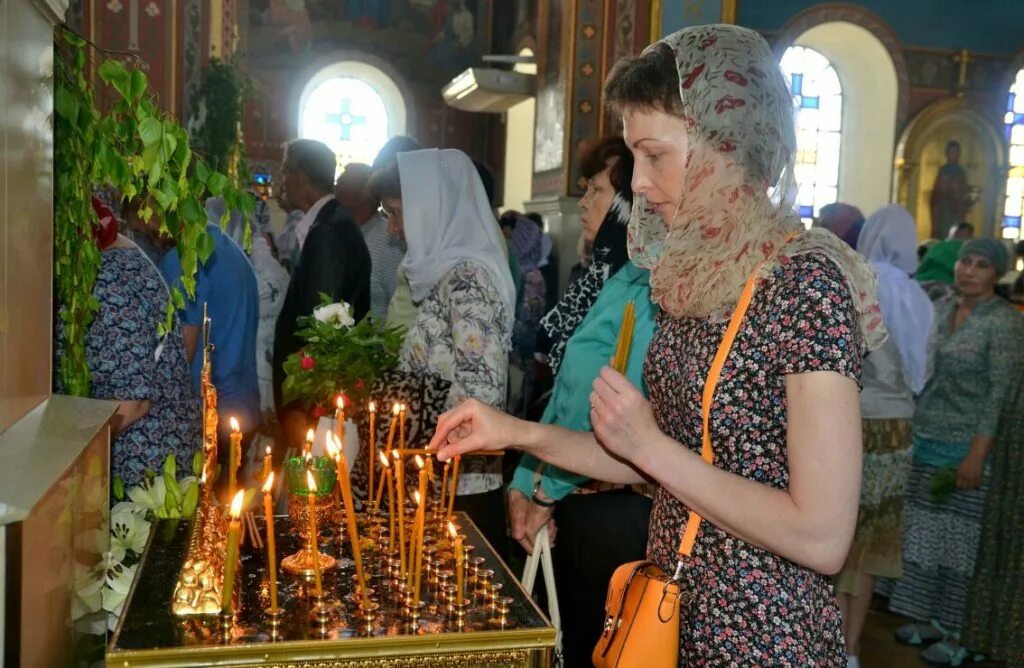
[510,262,657,500]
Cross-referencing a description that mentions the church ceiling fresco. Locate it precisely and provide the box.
[245,0,490,84]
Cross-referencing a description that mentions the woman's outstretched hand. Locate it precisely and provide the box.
[590,366,659,464]
[429,399,517,461]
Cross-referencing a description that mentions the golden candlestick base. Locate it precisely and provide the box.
[281,543,337,576]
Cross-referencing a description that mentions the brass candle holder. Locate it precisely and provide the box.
[265,607,284,641]
[488,596,514,629]
[475,568,494,602]
[357,600,380,636]
[219,611,234,644]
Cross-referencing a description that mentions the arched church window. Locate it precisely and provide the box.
[1002,68,1024,239]
[780,46,842,227]
[298,61,407,171]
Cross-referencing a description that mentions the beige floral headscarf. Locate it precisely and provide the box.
[627,25,886,352]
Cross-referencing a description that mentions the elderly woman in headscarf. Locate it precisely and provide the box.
[837,205,933,668]
[430,25,885,663]
[815,202,866,248]
[370,148,516,550]
[890,237,1024,666]
[55,195,200,488]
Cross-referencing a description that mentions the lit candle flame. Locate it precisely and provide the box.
[305,428,315,442]
[392,403,400,416]
[414,490,422,506]
[379,451,390,467]
[369,401,376,412]
[266,445,272,456]
[229,490,245,518]
[415,455,425,469]
[262,471,275,493]
[325,432,339,458]
[448,521,457,538]
[399,402,407,412]
[229,416,240,432]
[336,395,344,409]
[391,449,400,461]
[306,470,317,493]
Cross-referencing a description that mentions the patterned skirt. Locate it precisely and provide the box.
[961,387,1024,661]
[888,458,990,633]
[836,418,912,595]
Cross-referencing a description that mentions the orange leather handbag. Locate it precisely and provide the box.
[593,266,762,668]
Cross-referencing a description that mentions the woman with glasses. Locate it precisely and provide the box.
[370,148,516,551]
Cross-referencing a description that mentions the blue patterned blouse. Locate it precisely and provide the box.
[55,246,201,487]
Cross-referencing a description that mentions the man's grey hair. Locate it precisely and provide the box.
[281,139,337,193]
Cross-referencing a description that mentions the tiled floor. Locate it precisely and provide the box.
[857,603,1005,667]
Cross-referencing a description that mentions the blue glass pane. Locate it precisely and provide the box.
[801,97,820,109]
[1008,126,1014,140]
[799,205,814,218]
[791,73,803,95]
[1009,93,1016,113]
[1016,114,1024,124]
[1004,215,1021,228]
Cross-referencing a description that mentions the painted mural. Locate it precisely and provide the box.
[246,0,489,82]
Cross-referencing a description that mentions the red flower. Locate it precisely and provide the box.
[719,140,737,153]
[724,70,748,86]
[300,354,316,371]
[354,379,366,391]
[714,95,746,113]
[702,226,722,240]
[681,62,706,89]
[311,404,327,418]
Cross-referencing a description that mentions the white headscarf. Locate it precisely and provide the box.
[398,148,516,330]
[857,205,934,393]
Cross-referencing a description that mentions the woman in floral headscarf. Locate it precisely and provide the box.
[430,25,885,664]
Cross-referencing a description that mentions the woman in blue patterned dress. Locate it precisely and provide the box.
[55,204,200,489]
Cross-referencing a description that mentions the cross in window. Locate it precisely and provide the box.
[325,98,367,141]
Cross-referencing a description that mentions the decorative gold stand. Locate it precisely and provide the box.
[280,542,337,577]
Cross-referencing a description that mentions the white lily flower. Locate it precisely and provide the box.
[313,301,354,329]
[127,475,167,512]
[111,507,151,556]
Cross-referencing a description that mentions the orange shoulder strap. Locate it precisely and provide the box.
[676,266,762,558]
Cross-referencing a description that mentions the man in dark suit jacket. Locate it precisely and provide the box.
[273,139,371,449]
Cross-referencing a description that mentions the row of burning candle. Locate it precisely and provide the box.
[219,412,470,626]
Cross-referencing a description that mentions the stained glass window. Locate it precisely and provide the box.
[1002,68,1024,240]
[299,77,391,171]
[779,46,843,227]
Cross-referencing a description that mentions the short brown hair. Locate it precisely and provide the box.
[578,136,634,199]
[368,162,402,201]
[604,43,683,117]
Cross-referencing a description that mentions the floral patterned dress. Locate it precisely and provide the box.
[644,252,857,665]
[400,259,510,495]
[55,247,201,488]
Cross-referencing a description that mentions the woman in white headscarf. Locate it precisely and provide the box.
[370,148,515,549]
[838,205,932,668]
[431,25,886,664]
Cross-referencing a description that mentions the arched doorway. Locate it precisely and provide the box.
[894,98,1007,240]
[297,60,408,170]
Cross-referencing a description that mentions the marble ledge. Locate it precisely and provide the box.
[0,394,115,525]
